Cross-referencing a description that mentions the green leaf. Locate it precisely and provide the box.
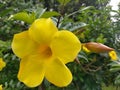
[0,40,10,48]
[115,75,120,85]
[0,3,4,8]
[67,6,94,17]
[57,0,70,5]
[29,12,36,23]
[41,11,60,18]
[78,54,88,62]
[35,8,47,18]
[109,62,120,72]
[0,8,13,17]
[9,12,35,24]
[61,22,87,31]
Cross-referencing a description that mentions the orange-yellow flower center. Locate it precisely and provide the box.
[38,45,52,58]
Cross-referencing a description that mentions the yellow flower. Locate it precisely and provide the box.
[0,84,3,90]
[109,51,118,60]
[12,18,81,87]
[0,58,6,71]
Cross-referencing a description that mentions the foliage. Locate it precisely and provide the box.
[0,0,120,90]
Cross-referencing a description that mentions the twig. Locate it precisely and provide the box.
[57,0,66,28]
[38,83,46,90]
[57,16,61,27]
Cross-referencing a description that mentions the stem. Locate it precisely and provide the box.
[38,83,46,90]
[57,16,61,27]
[57,0,66,28]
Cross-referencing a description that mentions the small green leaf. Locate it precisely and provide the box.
[41,11,60,18]
[57,0,70,5]
[9,12,35,24]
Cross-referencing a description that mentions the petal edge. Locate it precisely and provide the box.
[50,30,81,64]
[29,18,58,44]
[12,31,38,58]
[45,58,72,87]
[18,55,46,87]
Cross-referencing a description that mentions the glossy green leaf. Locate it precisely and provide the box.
[67,6,94,17]
[35,8,47,18]
[9,12,35,24]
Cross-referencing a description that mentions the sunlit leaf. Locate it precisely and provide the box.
[9,12,35,24]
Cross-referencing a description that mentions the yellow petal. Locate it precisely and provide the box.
[0,85,2,90]
[18,55,46,87]
[0,58,6,71]
[12,31,39,58]
[109,51,118,60]
[50,30,81,64]
[45,58,72,87]
[29,18,58,44]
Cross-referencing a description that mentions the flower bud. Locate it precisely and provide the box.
[84,42,114,53]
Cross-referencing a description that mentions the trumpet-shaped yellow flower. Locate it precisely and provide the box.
[0,58,6,71]
[109,51,118,60]
[12,18,81,87]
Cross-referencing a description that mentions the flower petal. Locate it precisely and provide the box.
[0,85,2,90]
[109,51,118,60]
[45,58,72,87]
[50,30,81,64]
[0,58,6,71]
[12,31,38,58]
[29,18,58,44]
[18,55,46,87]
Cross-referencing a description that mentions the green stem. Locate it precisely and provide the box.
[57,0,66,28]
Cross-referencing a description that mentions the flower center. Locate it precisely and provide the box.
[44,47,52,57]
[38,45,52,58]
